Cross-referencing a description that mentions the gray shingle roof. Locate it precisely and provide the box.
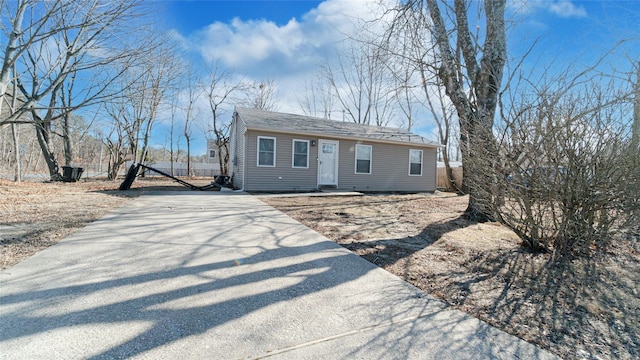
[235,107,440,148]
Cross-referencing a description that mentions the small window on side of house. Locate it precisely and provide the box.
[257,136,276,167]
[409,149,423,176]
[355,144,372,174]
[209,149,217,158]
[292,140,309,168]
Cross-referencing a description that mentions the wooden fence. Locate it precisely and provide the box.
[436,166,463,191]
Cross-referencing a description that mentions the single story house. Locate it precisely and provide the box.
[228,107,441,192]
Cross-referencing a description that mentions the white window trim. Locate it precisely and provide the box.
[354,144,372,175]
[409,149,423,176]
[257,136,276,167]
[291,139,310,169]
[209,149,217,158]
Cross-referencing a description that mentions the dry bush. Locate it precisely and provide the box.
[483,73,639,260]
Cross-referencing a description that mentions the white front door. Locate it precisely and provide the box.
[318,140,338,185]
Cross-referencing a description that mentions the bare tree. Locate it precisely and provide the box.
[243,79,279,111]
[422,73,460,191]
[103,124,126,181]
[324,43,396,126]
[10,123,21,181]
[105,40,181,175]
[381,13,462,190]
[0,0,68,121]
[632,62,640,151]
[7,79,23,182]
[390,0,507,220]
[1,0,146,180]
[298,71,335,119]
[181,68,202,177]
[202,65,244,176]
[0,63,27,181]
[391,63,418,132]
[167,93,180,176]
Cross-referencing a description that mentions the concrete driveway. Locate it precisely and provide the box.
[0,192,557,359]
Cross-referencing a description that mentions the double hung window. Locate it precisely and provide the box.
[257,136,276,167]
[409,149,423,176]
[355,144,372,174]
[292,140,309,168]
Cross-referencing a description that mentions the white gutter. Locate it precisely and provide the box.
[244,126,443,149]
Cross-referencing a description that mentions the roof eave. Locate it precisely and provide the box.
[244,125,442,148]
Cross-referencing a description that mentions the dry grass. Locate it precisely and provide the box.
[263,193,640,360]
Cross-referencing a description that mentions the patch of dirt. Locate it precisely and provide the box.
[0,177,215,270]
[263,193,640,360]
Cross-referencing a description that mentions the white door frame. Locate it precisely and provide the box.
[317,139,339,186]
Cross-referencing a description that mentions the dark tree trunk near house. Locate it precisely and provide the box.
[185,134,191,177]
[11,123,21,182]
[33,114,62,181]
[63,112,73,167]
[424,0,507,221]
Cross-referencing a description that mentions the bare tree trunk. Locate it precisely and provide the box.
[34,118,61,180]
[419,63,459,192]
[0,0,27,121]
[26,135,38,173]
[424,0,506,221]
[105,137,125,181]
[61,79,74,167]
[31,77,64,180]
[632,62,640,151]
[182,70,200,178]
[217,139,229,176]
[9,70,21,182]
[170,117,175,177]
[185,134,191,177]
[203,66,242,177]
[11,123,21,182]
[63,112,72,166]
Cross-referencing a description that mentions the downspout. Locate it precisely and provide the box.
[241,120,247,191]
[228,114,235,186]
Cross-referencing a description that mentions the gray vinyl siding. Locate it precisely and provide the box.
[230,115,246,189]
[244,130,319,191]
[243,130,437,192]
[336,140,436,192]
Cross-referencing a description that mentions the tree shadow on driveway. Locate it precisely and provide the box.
[0,192,557,359]
[1,230,377,359]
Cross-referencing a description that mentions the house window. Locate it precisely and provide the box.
[409,149,423,176]
[257,136,276,167]
[209,149,217,158]
[355,144,372,174]
[292,140,309,168]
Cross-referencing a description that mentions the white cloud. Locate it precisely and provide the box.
[170,0,397,119]
[511,0,588,18]
[548,0,587,18]
[196,17,305,68]
[184,0,392,77]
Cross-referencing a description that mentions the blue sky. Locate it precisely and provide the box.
[150,0,640,156]
[164,1,324,30]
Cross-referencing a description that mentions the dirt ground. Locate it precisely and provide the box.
[0,177,214,270]
[2,181,638,359]
[262,193,639,360]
